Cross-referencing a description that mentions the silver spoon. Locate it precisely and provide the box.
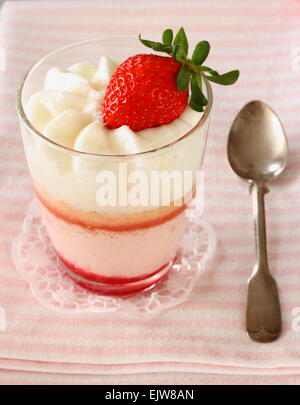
[227,100,288,343]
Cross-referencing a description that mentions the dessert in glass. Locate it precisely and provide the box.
[17,29,238,295]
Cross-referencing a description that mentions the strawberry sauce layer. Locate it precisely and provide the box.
[65,267,170,296]
[35,185,192,232]
[59,252,172,284]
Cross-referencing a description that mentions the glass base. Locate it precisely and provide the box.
[61,256,173,296]
[11,200,216,315]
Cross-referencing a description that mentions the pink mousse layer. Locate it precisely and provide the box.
[38,201,187,281]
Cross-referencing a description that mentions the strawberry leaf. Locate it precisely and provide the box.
[177,65,191,91]
[162,29,173,45]
[198,65,219,76]
[189,98,204,112]
[138,28,240,108]
[173,44,186,63]
[192,41,210,65]
[191,74,208,106]
[138,35,173,54]
[206,70,240,85]
[195,73,202,90]
[173,27,188,57]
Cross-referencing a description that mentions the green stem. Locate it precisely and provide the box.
[181,59,205,77]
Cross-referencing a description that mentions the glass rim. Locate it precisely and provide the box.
[16,37,213,159]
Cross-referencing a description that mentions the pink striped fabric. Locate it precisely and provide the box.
[1,0,300,384]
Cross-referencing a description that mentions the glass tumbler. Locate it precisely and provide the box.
[17,39,212,295]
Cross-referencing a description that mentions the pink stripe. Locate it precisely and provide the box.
[2,327,300,354]
[0,227,20,236]
[0,302,241,330]
[2,31,300,48]
[194,282,300,294]
[2,17,300,32]
[0,212,27,222]
[3,52,298,71]
[1,338,300,361]
[0,184,31,193]
[4,6,300,19]
[2,36,299,58]
[0,287,299,319]
[3,357,300,373]
[3,356,300,376]
[1,372,300,385]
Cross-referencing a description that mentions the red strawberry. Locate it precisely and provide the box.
[100,28,239,132]
[101,54,188,132]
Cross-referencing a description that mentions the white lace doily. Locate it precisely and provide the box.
[11,201,216,315]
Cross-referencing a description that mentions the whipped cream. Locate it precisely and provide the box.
[23,56,208,215]
[26,56,202,156]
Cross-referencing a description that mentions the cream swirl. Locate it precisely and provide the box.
[26,56,202,157]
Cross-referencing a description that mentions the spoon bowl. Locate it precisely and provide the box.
[227,100,288,183]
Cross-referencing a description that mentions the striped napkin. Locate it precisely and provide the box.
[1,0,300,385]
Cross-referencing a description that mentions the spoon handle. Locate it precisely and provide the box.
[246,182,282,343]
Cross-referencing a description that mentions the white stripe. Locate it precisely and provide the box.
[3,13,300,26]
